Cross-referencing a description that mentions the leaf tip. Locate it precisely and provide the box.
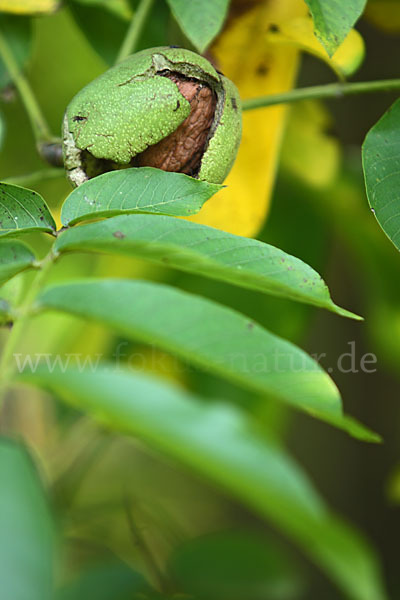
[332,304,364,321]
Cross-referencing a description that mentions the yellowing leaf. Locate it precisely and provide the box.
[0,0,59,14]
[365,0,400,33]
[190,0,308,237]
[304,0,366,57]
[266,16,365,79]
[280,100,340,188]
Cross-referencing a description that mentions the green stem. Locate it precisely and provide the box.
[0,28,52,142]
[115,0,155,64]
[0,250,56,389]
[3,168,64,187]
[242,78,400,111]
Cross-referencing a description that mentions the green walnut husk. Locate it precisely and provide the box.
[62,46,242,187]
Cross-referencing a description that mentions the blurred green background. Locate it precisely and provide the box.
[1,1,400,598]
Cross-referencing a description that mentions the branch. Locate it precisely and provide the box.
[0,28,52,142]
[242,79,400,111]
[115,0,155,64]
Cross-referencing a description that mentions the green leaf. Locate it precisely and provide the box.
[35,279,379,441]
[362,99,400,251]
[20,365,387,600]
[0,238,36,284]
[71,0,132,20]
[56,561,152,600]
[0,438,54,600]
[168,530,305,600]
[0,14,32,90]
[0,183,56,237]
[61,168,222,226]
[166,0,230,53]
[69,1,129,65]
[55,213,360,319]
[69,0,170,65]
[304,0,367,57]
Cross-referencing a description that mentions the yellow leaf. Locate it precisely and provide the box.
[266,16,365,79]
[0,0,59,15]
[190,0,308,237]
[280,101,340,188]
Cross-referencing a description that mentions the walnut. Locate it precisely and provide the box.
[133,73,217,176]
